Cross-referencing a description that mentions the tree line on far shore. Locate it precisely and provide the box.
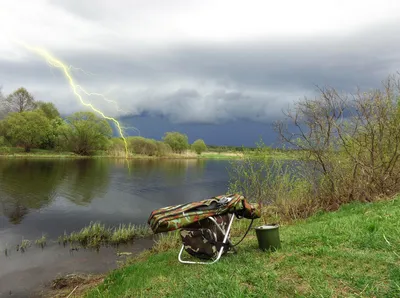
[0,87,208,156]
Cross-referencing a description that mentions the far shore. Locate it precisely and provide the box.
[0,148,299,160]
[0,149,244,160]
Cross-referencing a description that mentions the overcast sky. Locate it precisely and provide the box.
[1,0,400,128]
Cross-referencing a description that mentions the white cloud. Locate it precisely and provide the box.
[0,0,400,124]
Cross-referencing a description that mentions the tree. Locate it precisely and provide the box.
[39,116,64,150]
[191,139,207,155]
[162,131,189,153]
[0,87,10,119]
[60,111,112,155]
[129,136,158,156]
[3,110,52,152]
[35,101,60,120]
[275,74,400,203]
[6,87,36,113]
[33,101,63,149]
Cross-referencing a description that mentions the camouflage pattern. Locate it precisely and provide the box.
[148,193,260,234]
[180,214,231,260]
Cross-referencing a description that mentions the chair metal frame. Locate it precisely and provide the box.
[178,213,237,265]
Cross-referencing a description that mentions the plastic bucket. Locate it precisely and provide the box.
[255,224,281,251]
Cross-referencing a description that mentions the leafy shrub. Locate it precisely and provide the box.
[162,132,189,153]
[230,74,400,222]
[191,139,207,155]
[129,137,158,156]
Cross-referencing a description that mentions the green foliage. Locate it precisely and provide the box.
[2,110,52,152]
[228,142,313,221]
[128,136,158,156]
[0,134,11,155]
[207,145,252,153]
[33,102,64,149]
[60,111,112,155]
[6,87,36,113]
[107,138,127,157]
[0,144,11,155]
[162,131,189,153]
[155,141,173,157]
[39,116,64,150]
[191,139,207,155]
[126,136,173,157]
[35,101,60,120]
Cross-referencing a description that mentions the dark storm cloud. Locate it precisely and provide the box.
[2,19,400,123]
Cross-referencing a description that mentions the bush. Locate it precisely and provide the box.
[275,75,400,205]
[2,110,52,152]
[191,139,207,155]
[230,74,400,222]
[128,137,174,157]
[162,132,189,153]
[60,112,112,156]
[0,146,11,155]
[228,143,315,222]
[155,141,172,157]
[128,137,158,156]
[107,138,127,157]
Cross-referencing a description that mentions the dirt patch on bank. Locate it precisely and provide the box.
[34,273,104,298]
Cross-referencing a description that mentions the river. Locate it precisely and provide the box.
[0,158,232,297]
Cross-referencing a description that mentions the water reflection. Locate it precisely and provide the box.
[59,159,111,205]
[0,159,66,224]
[0,158,228,228]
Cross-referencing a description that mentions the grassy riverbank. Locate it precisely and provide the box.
[78,196,400,298]
[0,147,300,161]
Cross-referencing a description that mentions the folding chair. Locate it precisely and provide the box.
[178,213,237,265]
[147,193,260,265]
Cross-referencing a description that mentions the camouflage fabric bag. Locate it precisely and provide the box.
[148,193,260,234]
[180,214,231,260]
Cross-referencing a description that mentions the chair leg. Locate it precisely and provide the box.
[178,214,235,265]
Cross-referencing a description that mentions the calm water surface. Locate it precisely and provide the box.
[0,158,232,297]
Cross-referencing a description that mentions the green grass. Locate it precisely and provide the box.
[0,147,242,160]
[86,197,400,298]
[199,152,243,159]
[16,238,32,253]
[35,234,47,249]
[58,222,152,249]
[0,147,82,158]
[0,147,298,160]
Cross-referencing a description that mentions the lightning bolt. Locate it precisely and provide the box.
[75,85,126,114]
[14,40,130,162]
[68,66,96,76]
[121,126,141,136]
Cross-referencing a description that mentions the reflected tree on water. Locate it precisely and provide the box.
[60,159,110,205]
[160,160,190,183]
[0,160,66,224]
[5,204,28,225]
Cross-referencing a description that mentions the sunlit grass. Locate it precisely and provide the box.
[16,238,31,253]
[35,233,47,249]
[57,222,152,250]
[86,197,400,298]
